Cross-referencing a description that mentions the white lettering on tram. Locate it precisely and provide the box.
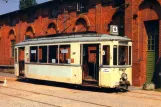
[31,50,36,54]
[61,49,68,53]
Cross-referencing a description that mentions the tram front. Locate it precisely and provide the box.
[99,39,132,89]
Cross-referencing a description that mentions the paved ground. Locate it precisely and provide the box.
[0,73,161,107]
[0,72,16,81]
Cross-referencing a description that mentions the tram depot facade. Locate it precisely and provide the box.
[0,0,161,86]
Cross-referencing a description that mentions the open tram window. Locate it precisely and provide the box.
[59,45,70,64]
[103,45,110,65]
[113,45,117,65]
[118,46,128,65]
[30,46,38,63]
[49,45,58,63]
[38,46,47,63]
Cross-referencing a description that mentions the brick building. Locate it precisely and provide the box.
[125,0,161,87]
[0,0,160,86]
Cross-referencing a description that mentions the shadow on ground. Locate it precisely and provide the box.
[16,78,128,93]
[0,81,4,83]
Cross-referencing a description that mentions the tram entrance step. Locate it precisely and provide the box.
[84,76,93,79]
[83,79,98,86]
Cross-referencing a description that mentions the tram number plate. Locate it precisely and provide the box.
[103,69,110,72]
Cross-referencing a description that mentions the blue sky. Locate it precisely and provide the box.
[0,0,48,15]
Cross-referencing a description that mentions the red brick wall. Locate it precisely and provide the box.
[125,0,161,86]
[88,46,97,63]
[19,48,24,61]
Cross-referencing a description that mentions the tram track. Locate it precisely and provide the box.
[129,91,161,97]
[0,92,60,107]
[116,91,161,101]
[0,86,111,107]
[1,80,161,106]
[1,86,161,104]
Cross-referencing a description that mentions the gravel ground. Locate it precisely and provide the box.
[0,79,161,107]
[0,72,16,81]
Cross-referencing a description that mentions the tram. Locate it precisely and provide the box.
[14,33,132,89]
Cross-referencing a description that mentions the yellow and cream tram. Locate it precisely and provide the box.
[14,33,132,89]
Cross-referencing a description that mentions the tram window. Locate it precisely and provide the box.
[15,48,17,63]
[113,45,117,65]
[19,47,25,61]
[129,46,132,65]
[59,45,70,64]
[103,45,110,65]
[39,46,47,63]
[118,46,128,65]
[30,46,38,62]
[49,45,58,63]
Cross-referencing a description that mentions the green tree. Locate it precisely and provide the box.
[19,0,37,9]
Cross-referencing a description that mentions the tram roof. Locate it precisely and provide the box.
[16,34,131,46]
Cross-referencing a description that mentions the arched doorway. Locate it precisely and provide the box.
[145,20,159,83]
[8,29,16,65]
[8,29,16,59]
[25,26,35,39]
[137,0,161,86]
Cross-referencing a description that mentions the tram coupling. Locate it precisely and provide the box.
[119,80,130,90]
[119,73,130,90]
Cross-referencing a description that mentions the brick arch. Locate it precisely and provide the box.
[135,0,161,11]
[135,0,161,20]
[77,15,91,27]
[25,25,35,39]
[46,22,58,34]
[74,17,90,32]
[138,0,161,9]
[8,28,16,40]
[132,0,161,86]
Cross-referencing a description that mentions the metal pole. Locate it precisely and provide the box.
[95,5,97,33]
[94,63,95,79]
[47,46,49,63]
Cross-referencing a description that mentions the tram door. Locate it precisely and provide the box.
[82,44,100,86]
[18,47,25,76]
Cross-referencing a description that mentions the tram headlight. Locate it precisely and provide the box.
[121,73,128,81]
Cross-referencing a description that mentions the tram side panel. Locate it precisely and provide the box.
[14,48,19,76]
[24,43,82,84]
[15,64,19,76]
[25,65,82,84]
[70,43,82,84]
